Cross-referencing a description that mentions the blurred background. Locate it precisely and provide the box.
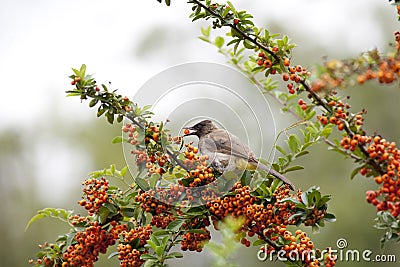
[1,0,400,266]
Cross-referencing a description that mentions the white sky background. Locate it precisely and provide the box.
[0,0,398,204]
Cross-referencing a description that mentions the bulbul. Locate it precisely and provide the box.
[184,120,294,190]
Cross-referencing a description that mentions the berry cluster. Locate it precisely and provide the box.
[117,225,152,267]
[357,54,400,84]
[312,32,400,93]
[124,122,173,174]
[262,226,336,267]
[29,242,59,266]
[117,245,148,267]
[207,182,328,252]
[180,228,211,252]
[69,214,89,226]
[326,97,400,218]
[180,144,215,187]
[78,177,109,215]
[363,136,400,217]
[135,191,171,216]
[207,183,299,231]
[62,221,116,267]
[256,53,310,95]
[317,95,364,132]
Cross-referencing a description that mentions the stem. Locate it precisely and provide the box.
[160,230,182,265]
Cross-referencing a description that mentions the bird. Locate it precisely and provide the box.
[183,119,294,190]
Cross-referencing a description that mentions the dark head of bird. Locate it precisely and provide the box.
[183,119,218,138]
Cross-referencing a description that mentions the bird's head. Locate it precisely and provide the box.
[183,119,217,137]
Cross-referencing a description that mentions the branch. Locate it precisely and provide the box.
[191,0,280,62]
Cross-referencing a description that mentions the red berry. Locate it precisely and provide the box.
[282,73,289,81]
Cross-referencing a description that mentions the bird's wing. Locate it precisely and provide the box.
[203,129,257,162]
[201,129,295,190]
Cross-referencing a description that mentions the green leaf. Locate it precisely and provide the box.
[89,98,98,107]
[215,36,225,48]
[98,206,111,223]
[316,195,331,209]
[79,64,87,77]
[149,173,159,189]
[152,230,171,236]
[66,92,81,97]
[199,36,210,43]
[324,213,336,222]
[72,68,80,77]
[108,251,119,259]
[295,150,309,158]
[284,165,304,173]
[320,126,332,138]
[288,134,301,153]
[188,229,207,234]
[121,207,136,218]
[185,206,207,216]
[226,1,236,13]
[165,252,184,259]
[226,38,241,46]
[106,112,114,124]
[135,177,150,191]
[120,166,129,177]
[140,254,158,260]
[241,170,252,186]
[350,166,363,180]
[253,239,265,246]
[112,136,123,144]
[275,145,287,155]
[201,27,211,37]
[300,192,309,207]
[243,40,256,49]
[167,219,185,231]
[25,208,72,231]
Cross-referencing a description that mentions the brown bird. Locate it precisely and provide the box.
[184,120,294,190]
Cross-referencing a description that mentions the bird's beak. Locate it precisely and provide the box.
[183,126,197,136]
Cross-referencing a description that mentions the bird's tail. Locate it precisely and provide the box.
[254,162,295,190]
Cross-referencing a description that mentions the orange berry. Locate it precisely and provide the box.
[282,73,289,81]
[263,59,272,68]
[283,58,290,67]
